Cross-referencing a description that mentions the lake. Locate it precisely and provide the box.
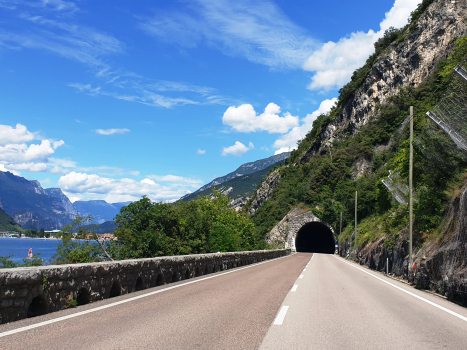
[0,237,59,264]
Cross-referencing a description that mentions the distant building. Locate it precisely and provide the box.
[44,229,62,238]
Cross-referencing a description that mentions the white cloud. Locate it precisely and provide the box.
[273,98,337,155]
[76,165,140,177]
[223,103,299,134]
[197,149,206,155]
[57,171,200,202]
[0,123,35,146]
[303,0,420,91]
[95,128,130,135]
[0,164,20,175]
[221,141,254,157]
[139,0,315,69]
[0,123,66,174]
[0,139,64,164]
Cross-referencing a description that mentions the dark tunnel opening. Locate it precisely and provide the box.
[295,222,335,254]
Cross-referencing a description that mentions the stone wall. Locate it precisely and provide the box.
[267,208,335,249]
[0,249,290,324]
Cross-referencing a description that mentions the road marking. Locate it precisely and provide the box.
[334,256,467,323]
[273,306,289,325]
[0,254,295,338]
[299,275,304,279]
[291,285,298,292]
[303,269,306,271]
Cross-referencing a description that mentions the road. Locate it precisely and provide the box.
[1,253,467,349]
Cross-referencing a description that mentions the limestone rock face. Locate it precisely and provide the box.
[301,0,467,163]
[248,169,281,215]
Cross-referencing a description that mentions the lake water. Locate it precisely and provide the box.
[0,237,59,264]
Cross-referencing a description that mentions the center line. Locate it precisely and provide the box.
[273,306,289,325]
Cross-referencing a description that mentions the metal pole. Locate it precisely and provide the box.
[339,211,342,256]
[386,257,389,275]
[409,106,413,273]
[355,191,358,255]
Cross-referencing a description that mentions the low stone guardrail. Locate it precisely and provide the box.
[0,249,290,324]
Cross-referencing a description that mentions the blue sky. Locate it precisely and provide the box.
[0,0,420,203]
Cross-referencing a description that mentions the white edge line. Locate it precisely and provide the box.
[299,275,304,279]
[273,306,289,325]
[0,254,294,338]
[334,256,467,323]
[291,285,298,292]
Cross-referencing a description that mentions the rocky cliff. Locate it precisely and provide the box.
[301,0,467,163]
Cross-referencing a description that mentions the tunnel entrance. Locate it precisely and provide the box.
[295,221,335,254]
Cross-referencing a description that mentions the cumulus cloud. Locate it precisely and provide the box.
[303,0,420,91]
[223,103,299,134]
[273,98,337,155]
[221,141,254,157]
[95,128,130,135]
[0,124,35,146]
[196,149,206,155]
[57,171,201,202]
[0,123,66,174]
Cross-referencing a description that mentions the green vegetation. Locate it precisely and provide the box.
[0,208,23,233]
[249,35,467,250]
[114,190,264,259]
[0,253,43,268]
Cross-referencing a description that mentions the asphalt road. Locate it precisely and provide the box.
[0,253,309,350]
[260,254,467,350]
[1,253,467,349]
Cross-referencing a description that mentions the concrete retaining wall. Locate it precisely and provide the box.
[0,249,290,324]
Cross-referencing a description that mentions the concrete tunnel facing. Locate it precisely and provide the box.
[295,221,335,254]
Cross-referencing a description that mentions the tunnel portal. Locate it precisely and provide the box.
[295,221,335,254]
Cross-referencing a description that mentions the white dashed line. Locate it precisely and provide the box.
[273,306,289,325]
[291,285,298,292]
[299,275,304,279]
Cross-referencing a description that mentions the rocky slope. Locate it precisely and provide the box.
[182,152,290,200]
[0,171,77,230]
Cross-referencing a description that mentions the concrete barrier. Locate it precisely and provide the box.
[0,249,290,324]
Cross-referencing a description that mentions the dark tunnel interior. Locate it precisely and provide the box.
[295,222,335,254]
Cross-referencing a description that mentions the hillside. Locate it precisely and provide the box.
[182,152,290,200]
[180,162,284,203]
[0,208,22,233]
[247,0,467,302]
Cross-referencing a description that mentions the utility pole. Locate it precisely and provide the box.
[409,106,414,272]
[355,191,358,254]
[339,210,342,255]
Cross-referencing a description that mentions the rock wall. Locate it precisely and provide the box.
[0,249,290,324]
[248,169,281,215]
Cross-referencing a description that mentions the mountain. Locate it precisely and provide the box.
[180,163,279,204]
[73,200,131,224]
[0,207,22,232]
[181,152,290,201]
[44,188,77,217]
[0,171,76,230]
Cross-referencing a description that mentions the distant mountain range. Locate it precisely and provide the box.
[0,171,131,231]
[73,200,131,224]
[180,153,290,208]
[180,152,290,202]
